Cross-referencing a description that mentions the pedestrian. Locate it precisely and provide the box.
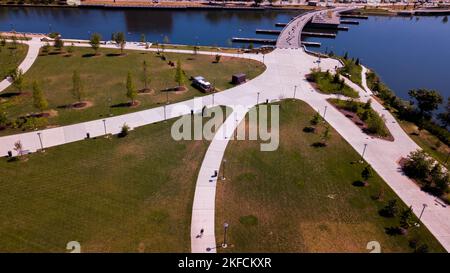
[200,229,204,238]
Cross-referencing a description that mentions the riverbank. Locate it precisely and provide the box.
[0,1,320,11]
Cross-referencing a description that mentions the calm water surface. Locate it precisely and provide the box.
[1,7,449,101]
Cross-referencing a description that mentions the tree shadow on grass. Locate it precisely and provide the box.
[0,92,21,99]
[385,226,402,236]
[82,53,97,58]
[106,53,124,57]
[311,142,327,148]
[352,180,366,187]
[111,102,132,108]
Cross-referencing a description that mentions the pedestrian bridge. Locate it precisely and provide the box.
[276,7,356,49]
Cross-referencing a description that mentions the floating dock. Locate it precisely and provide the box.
[339,14,368,19]
[232,37,276,45]
[340,20,359,25]
[255,29,281,35]
[302,32,336,38]
[301,41,321,47]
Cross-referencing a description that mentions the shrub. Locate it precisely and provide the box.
[402,150,432,181]
[119,123,130,138]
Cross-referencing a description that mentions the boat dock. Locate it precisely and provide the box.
[255,29,281,35]
[339,14,368,19]
[340,20,359,25]
[232,37,276,45]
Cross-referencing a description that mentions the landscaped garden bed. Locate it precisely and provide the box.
[328,98,393,141]
[306,69,359,98]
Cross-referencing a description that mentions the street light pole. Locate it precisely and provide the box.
[415,204,428,227]
[212,93,215,106]
[222,223,229,248]
[102,119,107,135]
[361,143,368,162]
[293,85,297,99]
[257,92,260,105]
[323,105,328,119]
[163,105,167,122]
[37,132,44,151]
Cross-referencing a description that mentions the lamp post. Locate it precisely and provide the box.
[415,203,428,227]
[323,105,328,119]
[360,143,368,163]
[163,105,167,122]
[256,92,260,105]
[37,132,44,151]
[293,85,297,99]
[102,119,107,135]
[222,223,229,248]
[212,93,215,106]
[222,159,227,180]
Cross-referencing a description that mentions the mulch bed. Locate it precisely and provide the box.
[328,100,394,142]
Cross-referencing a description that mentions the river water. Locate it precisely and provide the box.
[0,6,449,101]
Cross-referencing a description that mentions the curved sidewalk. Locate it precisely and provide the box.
[0,37,42,93]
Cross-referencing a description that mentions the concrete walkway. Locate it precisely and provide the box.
[191,10,450,252]
[1,20,449,252]
[0,37,42,93]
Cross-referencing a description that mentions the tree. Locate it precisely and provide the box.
[310,111,322,126]
[32,81,48,113]
[321,125,331,145]
[408,89,443,119]
[399,206,415,230]
[402,150,432,181]
[53,36,64,52]
[71,70,84,102]
[113,32,126,55]
[254,0,263,6]
[0,110,8,128]
[42,42,50,55]
[89,33,101,55]
[126,72,137,106]
[14,140,24,158]
[174,59,187,88]
[361,165,373,184]
[343,52,348,60]
[215,54,221,63]
[12,68,24,93]
[163,35,170,45]
[438,97,450,128]
[381,199,398,217]
[119,123,130,138]
[363,99,372,110]
[142,60,150,91]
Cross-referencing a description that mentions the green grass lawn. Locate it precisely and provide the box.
[308,70,359,98]
[0,107,228,252]
[0,42,28,80]
[215,100,444,253]
[337,57,362,88]
[0,46,265,135]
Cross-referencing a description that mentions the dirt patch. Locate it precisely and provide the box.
[138,88,155,95]
[72,101,93,110]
